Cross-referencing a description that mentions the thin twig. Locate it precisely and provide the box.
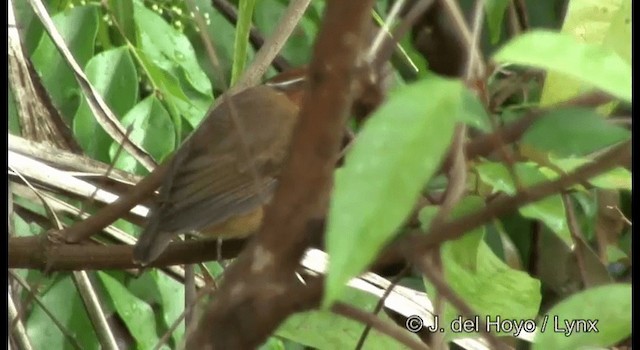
[72,125,135,224]
[184,263,197,329]
[332,302,430,350]
[71,272,119,350]
[440,0,484,76]
[8,289,33,350]
[562,193,590,285]
[417,253,509,350]
[355,266,410,350]
[430,124,468,230]
[512,0,529,30]
[153,284,216,350]
[371,0,436,72]
[233,0,312,92]
[610,206,632,226]
[429,250,446,350]
[464,0,486,81]
[367,0,409,62]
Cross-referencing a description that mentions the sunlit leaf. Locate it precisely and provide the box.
[494,30,631,102]
[540,0,630,106]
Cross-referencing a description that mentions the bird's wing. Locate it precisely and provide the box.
[133,86,298,264]
[150,145,278,235]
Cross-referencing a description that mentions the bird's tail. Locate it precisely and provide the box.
[133,221,175,266]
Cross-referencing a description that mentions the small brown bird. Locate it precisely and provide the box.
[133,84,300,265]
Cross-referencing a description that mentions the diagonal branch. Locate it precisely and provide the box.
[412,140,630,251]
[233,0,312,92]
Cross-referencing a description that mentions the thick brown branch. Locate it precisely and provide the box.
[185,1,376,348]
[8,236,246,271]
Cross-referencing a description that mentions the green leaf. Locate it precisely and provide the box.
[589,167,631,190]
[127,270,185,347]
[109,0,137,46]
[134,47,211,132]
[541,156,631,191]
[133,2,212,96]
[606,245,627,263]
[73,47,138,162]
[515,167,571,245]
[231,0,257,85]
[13,0,45,53]
[191,0,239,90]
[153,271,186,345]
[324,76,462,306]
[259,337,287,350]
[422,197,541,340]
[476,162,571,244]
[493,30,631,102]
[418,205,439,231]
[278,288,416,349]
[559,0,625,44]
[602,0,631,64]
[499,212,534,266]
[519,195,570,244]
[26,275,99,349]
[533,284,631,349]
[98,271,159,349]
[522,107,630,157]
[170,74,214,131]
[485,0,510,44]
[31,5,100,119]
[109,96,175,174]
[460,88,492,132]
[475,162,516,195]
[539,0,630,106]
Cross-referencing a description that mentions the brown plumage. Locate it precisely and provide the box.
[133,85,300,265]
